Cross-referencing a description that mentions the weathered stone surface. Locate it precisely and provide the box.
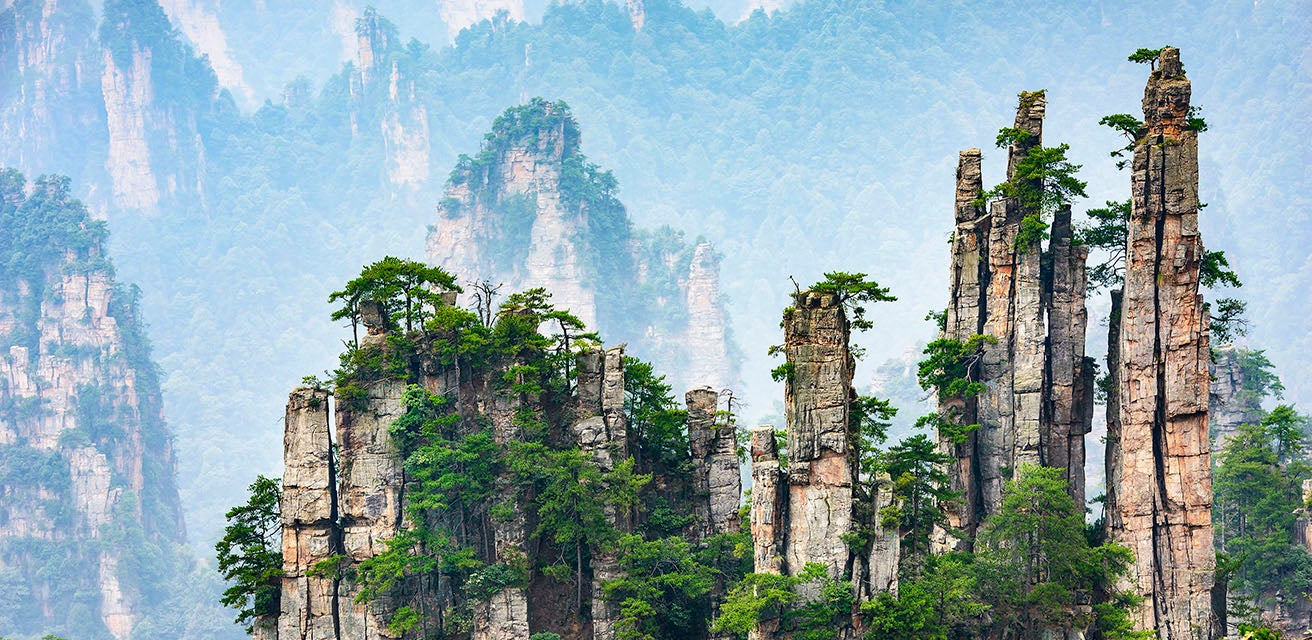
[1106,47,1218,639]
[750,426,786,575]
[688,386,742,538]
[574,346,629,640]
[278,387,344,640]
[1043,205,1091,506]
[783,292,856,578]
[976,91,1048,518]
[1208,345,1265,453]
[936,92,1093,551]
[749,290,897,639]
[936,148,987,551]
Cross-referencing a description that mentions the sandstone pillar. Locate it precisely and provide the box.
[782,291,857,578]
[977,91,1048,516]
[1042,205,1092,506]
[1107,47,1218,639]
[688,386,742,538]
[748,426,784,640]
[936,148,987,551]
[278,388,340,640]
[574,347,629,640]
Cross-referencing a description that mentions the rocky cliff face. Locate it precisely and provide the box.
[1104,47,1218,638]
[0,172,186,638]
[1209,346,1267,452]
[935,93,1092,550]
[269,286,746,640]
[1,0,216,214]
[748,291,898,639]
[426,99,735,394]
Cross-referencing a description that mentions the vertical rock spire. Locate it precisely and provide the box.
[575,347,629,640]
[782,291,857,578]
[977,90,1048,517]
[937,148,986,549]
[687,387,742,538]
[277,388,341,640]
[747,291,898,638]
[1043,205,1092,506]
[1106,47,1218,638]
[936,90,1092,550]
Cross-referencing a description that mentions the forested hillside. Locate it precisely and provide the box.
[1,0,1306,555]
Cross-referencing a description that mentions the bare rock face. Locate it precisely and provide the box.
[1105,47,1218,639]
[1043,205,1092,508]
[574,346,630,640]
[977,90,1048,514]
[782,292,857,577]
[0,175,184,639]
[747,292,897,638]
[425,100,735,395]
[936,148,986,550]
[936,94,1092,550]
[1208,346,1265,453]
[277,388,343,640]
[750,426,786,575]
[687,386,742,538]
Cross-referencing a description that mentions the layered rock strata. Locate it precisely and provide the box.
[1105,47,1218,638]
[574,346,629,640]
[687,386,742,539]
[935,93,1092,550]
[748,291,898,639]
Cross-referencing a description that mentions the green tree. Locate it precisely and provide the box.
[880,434,953,559]
[1076,199,1130,290]
[860,553,985,638]
[603,534,717,640]
[974,465,1140,636]
[713,563,849,640]
[329,256,460,342]
[624,356,690,471]
[1214,420,1312,612]
[215,475,283,633]
[807,271,896,331]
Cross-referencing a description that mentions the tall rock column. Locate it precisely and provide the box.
[936,148,987,550]
[687,386,742,538]
[574,347,629,640]
[1042,205,1092,506]
[977,91,1048,516]
[935,92,1094,547]
[749,426,786,576]
[278,388,341,640]
[782,291,856,578]
[335,379,408,639]
[1107,47,1217,638]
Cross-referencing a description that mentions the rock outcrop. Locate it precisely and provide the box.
[574,347,629,640]
[1104,47,1218,638]
[687,386,741,539]
[1208,346,1266,452]
[0,172,185,638]
[748,291,898,639]
[935,93,1092,550]
[270,286,748,640]
[426,99,735,395]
